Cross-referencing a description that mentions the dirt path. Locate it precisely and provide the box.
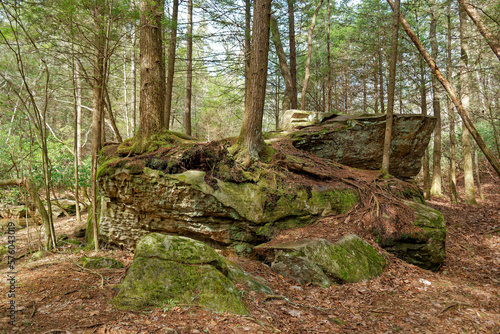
[1,179,499,333]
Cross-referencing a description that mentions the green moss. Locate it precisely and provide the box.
[116,129,194,156]
[96,157,119,178]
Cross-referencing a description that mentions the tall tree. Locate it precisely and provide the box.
[447,0,458,203]
[232,0,272,164]
[184,0,193,136]
[301,0,324,110]
[137,0,166,146]
[288,0,298,109]
[164,0,179,129]
[386,0,500,178]
[381,0,400,174]
[270,15,294,113]
[459,2,476,204]
[458,0,500,62]
[429,0,442,196]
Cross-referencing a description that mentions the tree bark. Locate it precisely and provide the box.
[386,0,500,178]
[270,15,293,113]
[429,0,442,196]
[91,0,106,251]
[447,0,458,203]
[300,0,324,111]
[459,3,477,204]
[458,0,500,62]
[244,0,251,108]
[381,0,399,174]
[184,0,193,136]
[288,0,298,109]
[164,0,179,129]
[138,0,166,144]
[233,0,272,164]
[326,0,332,113]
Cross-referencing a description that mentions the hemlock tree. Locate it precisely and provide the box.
[231,0,272,165]
[381,0,400,175]
[137,0,166,147]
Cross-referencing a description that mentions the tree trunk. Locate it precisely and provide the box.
[138,0,165,145]
[386,0,500,178]
[184,0,193,136]
[326,0,332,113]
[381,0,399,174]
[132,27,137,132]
[233,0,272,164]
[458,0,500,62]
[429,0,442,196]
[104,86,123,143]
[288,0,298,109]
[244,0,251,108]
[300,0,324,111]
[460,3,477,204]
[91,1,106,251]
[270,15,293,113]
[447,0,458,204]
[373,57,379,113]
[165,0,179,129]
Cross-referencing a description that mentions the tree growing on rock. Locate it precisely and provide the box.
[231,0,273,165]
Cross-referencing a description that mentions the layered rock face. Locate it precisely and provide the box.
[286,113,436,178]
[99,168,358,250]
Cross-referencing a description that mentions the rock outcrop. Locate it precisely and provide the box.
[254,235,386,286]
[379,201,446,271]
[113,233,271,313]
[286,113,436,178]
[99,168,358,250]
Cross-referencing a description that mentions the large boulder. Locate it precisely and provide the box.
[378,201,446,271]
[254,235,386,286]
[99,168,358,250]
[113,233,271,313]
[289,113,436,178]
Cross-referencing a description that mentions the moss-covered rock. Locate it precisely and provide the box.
[254,235,386,286]
[380,201,446,271]
[99,168,358,250]
[114,233,271,314]
[81,256,123,269]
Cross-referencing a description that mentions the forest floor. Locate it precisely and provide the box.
[0,174,499,334]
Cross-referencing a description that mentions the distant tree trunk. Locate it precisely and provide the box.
[381,0,399,174]
[447,0,458,203]
[91,1,106,251]
[270,15,293,113]
[164,0,179,129]
[459,3,476,204]
[132,27,138,132]
[386,0,500,178]
[233,0,272,164]
[288,0,298,109]
[373,57,379,113]
[300,0,324,110]
[474,146,484,200]
[184,0,193,136]
[138,0,165,145]
[378,46,385,114]
[71,42,82,226]
[458,0,500,62]
[429,0,442,196]
[326,0,332,113]
[104,86,123,142]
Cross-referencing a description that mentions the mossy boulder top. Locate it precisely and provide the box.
[114,233,272,314]
[254,235,387,286]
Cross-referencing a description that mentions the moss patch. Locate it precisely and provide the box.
[114,234,272,314]
[255,235,386,285]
